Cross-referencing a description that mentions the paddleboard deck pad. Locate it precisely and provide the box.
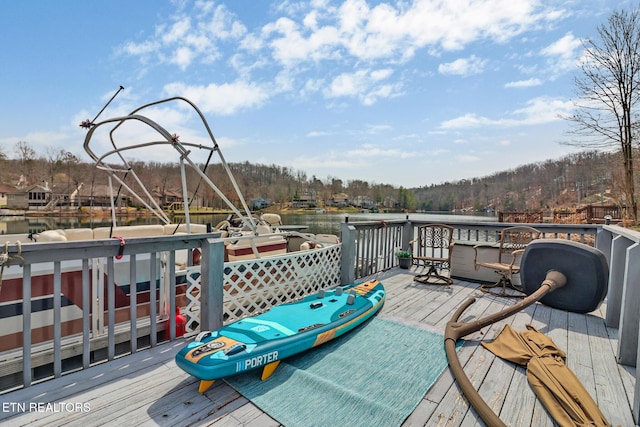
[175,279,385,391]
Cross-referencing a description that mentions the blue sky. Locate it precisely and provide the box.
[0,0,625,188]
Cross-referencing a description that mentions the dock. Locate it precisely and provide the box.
[0,266,634,426]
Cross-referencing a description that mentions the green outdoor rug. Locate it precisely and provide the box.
[226,316,456,427]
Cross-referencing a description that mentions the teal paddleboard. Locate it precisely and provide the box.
[175,279,385,392]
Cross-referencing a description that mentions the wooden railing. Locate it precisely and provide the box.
[498,211,543,223]
[554,204,623,224]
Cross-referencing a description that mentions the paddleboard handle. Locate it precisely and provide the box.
[224,343,247,356]
[347,291,356,305]
[195,331,212,342]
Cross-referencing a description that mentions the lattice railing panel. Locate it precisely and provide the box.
[183,244,342,333]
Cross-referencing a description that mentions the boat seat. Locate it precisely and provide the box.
[256,224,272,235]
[300,241,323,251]
[261,213,282,226]
[315,234,340,244]
[163,223,208,235]
[93,225,166,240]
[63,228,94,241]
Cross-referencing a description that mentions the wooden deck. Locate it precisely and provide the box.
[0,267,636,427]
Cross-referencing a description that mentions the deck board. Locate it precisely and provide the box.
[0,267,635,427]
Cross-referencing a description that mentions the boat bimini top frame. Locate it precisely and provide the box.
[81,91,257,233]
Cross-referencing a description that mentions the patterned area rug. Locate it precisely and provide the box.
[226,316,455,427]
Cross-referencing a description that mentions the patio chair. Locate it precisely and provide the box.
[473,225,541,297]
[410,224,455,285]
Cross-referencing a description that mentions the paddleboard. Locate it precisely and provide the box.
[175,279,385,392]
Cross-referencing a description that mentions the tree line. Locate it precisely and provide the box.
[414,150,621,213]
[0,140,626,214]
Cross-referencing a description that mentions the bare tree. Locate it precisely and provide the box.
[563,7,640,222]
[45,147,67,188]
[14,141,36,186]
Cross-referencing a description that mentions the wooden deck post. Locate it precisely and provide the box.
[402,216,413,256]
[618,242,640,366]
[596,227,613,266]
[606,235,633,328]
[340,223,356,285]
[200,238,225,331]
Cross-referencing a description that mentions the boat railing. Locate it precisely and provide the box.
[0,233,217,391]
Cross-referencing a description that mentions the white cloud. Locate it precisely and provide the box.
[124,0,564,76]
[326,70,367,97]
[324,68,401,104]
[440,96,573,129]
[511,96,573,124]
[116,0,568,112]
[505,78,542,88]
[441,113,494,129]
[307,130,331,137]
[117,2,245,69]
[541,32,583,77]
[438,55,487,76]
[162,17,191,44]
[171,46,195,70]
[163,81,271,115]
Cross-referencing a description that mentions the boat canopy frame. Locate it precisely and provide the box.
[82,96,257,233]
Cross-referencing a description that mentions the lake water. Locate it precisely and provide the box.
[0,211,497,236]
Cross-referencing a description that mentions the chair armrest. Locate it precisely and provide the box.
[473,243,496,268]
[505,248,526,267]
[472,243,495,250]
[473,243,496,257]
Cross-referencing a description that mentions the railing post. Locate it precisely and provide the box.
[200,238,225,332]
[596,227,613,266]
[340,224,356,285]
[402,216,412,251]
[618,243,640,366]
[606,235,633,328]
